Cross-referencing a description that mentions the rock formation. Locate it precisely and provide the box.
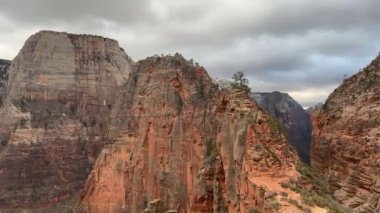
[311,54,380,212]
[74,57,304,213]
[0,31,133,211]
[0,31,329,212]
[0,59,11,105]
[252,92,312,163]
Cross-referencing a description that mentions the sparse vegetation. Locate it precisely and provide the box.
[19,99,28,111]
[267,114,286,136]
[288,198,299,206]
[213,71,252,94]
[115,160,123,172]
[268,200,280,210]
[19,118,28,128]
[280,162,347,213]
[249,208,260,213]
[247,111,257,124]
[204,139,217,164]
[262,143,282,167]
[258,186,266,198]
[297,162,329,193]
[280,182,290,189]
[231,71,251,94]
[214,78,232,90]
[302,193,315,206]
[178,182,187,202]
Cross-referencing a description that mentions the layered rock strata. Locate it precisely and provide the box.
[311,54,380,212]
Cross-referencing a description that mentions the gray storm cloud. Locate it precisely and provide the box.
[0,0,379,106]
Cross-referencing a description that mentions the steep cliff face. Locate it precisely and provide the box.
[0,31,327,213]
[74,55,305,213]
[0,59,11,105]
[252,92,311,163]
[311,54,380,212]
[0,31,134,211]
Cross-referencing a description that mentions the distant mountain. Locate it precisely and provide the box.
[0,59,10,105]
[305,107,313,115]
[305,103,323,115]
[252,91,312,163]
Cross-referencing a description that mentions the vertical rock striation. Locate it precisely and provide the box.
[0,31,322,212]
[252,92,312,163]
[74,55,301,213]
[311,54,380,212]
[0,31,134,211]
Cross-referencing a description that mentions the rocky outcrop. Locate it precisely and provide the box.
[0,30,326,212]
[74,56,304,213]
[0,31,134,211]
[311,54,380,212]
[0,59,11,105]
[252,92,311,163]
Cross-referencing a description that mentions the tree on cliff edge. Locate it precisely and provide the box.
[231,71,251,94]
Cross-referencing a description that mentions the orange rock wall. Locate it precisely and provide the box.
[0,31,302,213]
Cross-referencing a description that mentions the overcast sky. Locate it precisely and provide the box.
[0,0,379,106]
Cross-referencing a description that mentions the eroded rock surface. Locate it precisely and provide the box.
[0,31,326,213]
[74,54,304,213]
[252,92,312,163]
[311,54,380,212]
[0,31,134,211]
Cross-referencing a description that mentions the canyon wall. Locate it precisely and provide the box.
[0,31,328,212]
[252,92,312,163]
[0,31,134,211]
[74,55,301,212]
[311,55,380,212]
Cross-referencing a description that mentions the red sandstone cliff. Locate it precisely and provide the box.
[311,54,380,212]
[73,57,300,212]
[0,31,329,213]
[0,31,134,211]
